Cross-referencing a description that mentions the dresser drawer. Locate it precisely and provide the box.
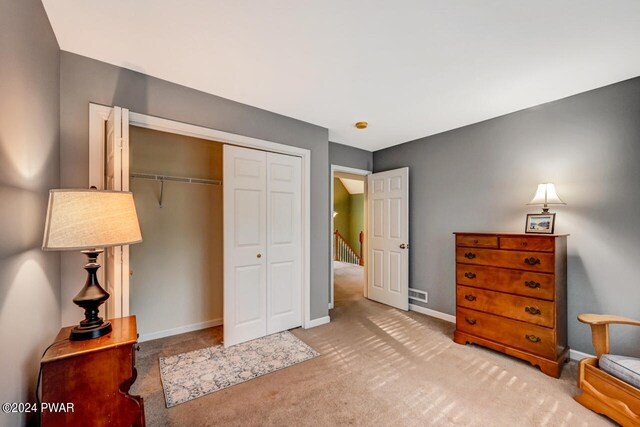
[456,307,556,358]
[456,234,498,248]
[456,265,555,300]
[499,236,554,252]
[457,285,555,328]
[456,248,554,273]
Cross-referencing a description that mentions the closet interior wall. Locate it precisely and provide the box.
[129,126,223,339]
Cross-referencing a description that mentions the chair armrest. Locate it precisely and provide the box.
[578,314,640,359]
[578,314,640,327]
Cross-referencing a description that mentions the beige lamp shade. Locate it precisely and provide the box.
[42,189,142,251]
[527,183,566,206]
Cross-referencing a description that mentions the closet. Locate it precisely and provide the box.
[127,128,302,346]
[223,145,303,347]
[128,127,224,340]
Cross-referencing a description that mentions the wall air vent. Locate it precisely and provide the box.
[408,288,428,303]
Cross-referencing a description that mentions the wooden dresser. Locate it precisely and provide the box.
[41,316,145,427]
[453,232,568,377]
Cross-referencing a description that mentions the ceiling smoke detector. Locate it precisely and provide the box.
[355,121,368,129]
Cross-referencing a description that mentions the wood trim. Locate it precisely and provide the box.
[138,318,223,343]
[89,103,111,189]
[409,304,456,323]
[307,315,330,328]
[570,348,595,361]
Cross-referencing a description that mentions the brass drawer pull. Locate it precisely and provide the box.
[464,317,476,325]
[525,306,541,315]
[464,272,476,279]
[524,257,540,266]
[464,294,477,302]
[525,334,541,343]
[472,239,479,244]
[464,252,476,259]
[524,281,541,289]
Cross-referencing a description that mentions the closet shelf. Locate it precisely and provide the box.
[130,173,222,186]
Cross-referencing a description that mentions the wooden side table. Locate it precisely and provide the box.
[40,316,145,426]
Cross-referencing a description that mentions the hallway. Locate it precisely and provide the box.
[333,261,365,307]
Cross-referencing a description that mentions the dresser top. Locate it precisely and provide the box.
[454,232,569,237]
[42,316,137,364]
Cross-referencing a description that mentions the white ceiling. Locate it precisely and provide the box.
[338,177,364,195]
[42,1,640,151]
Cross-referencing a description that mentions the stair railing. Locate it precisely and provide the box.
[334,230,363,266]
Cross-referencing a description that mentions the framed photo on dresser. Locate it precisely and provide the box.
[525,213,556,234]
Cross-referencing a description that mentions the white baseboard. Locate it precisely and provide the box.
[138,318,223,343]
[306,315,330,329]
[409,304,456,323]
[569,349,594,361]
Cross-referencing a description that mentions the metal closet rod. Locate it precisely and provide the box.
[130,172,222,208]
[130,173,222,186]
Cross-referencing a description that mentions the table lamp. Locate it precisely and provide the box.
[527,183,566,213]
[42,189,142,340]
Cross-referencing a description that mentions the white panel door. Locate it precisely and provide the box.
[266,152,302,334]
[367,168,409,310]
[104,106,131,319]
[224,145,268,347]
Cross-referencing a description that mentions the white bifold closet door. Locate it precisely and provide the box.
[223,145,302,347]
[104,106,131,319]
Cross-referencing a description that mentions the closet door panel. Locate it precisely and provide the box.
[223,146,268,347]
[266,153,302,334]
[234,265,264,325]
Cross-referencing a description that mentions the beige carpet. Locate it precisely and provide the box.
[131,263,613,426]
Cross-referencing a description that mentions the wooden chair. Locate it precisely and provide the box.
[575,314,640,426]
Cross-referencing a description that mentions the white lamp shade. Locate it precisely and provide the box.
[42,189,142,251]
[527,183,566,206]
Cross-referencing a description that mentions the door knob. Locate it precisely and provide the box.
[257,253,262,258]
[400,244,408,249]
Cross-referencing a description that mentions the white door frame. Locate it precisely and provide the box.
[89,103,314,329]
[329,164,371,309]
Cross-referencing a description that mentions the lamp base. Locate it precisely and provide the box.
[69,249,111,341]
[70,321,112,341]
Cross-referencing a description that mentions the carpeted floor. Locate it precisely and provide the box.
[131,262,613,426]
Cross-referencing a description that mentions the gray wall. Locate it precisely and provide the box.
[374,76,640,356]
[59,52,330,325]
[0,0,61,425]
[329,141,373,171]
[129,127,223,338]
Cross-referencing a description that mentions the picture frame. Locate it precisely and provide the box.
[525,213,556,234]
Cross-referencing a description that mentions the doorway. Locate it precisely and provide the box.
[128,127,224,341]
[330,165,411,313]
[330,165,370,309]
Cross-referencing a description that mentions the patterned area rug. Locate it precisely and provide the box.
[159,331,319,407]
